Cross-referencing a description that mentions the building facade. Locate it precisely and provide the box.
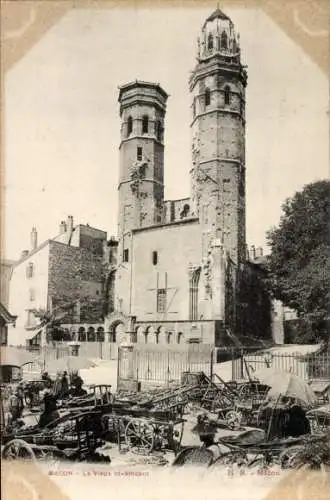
[0,260,15,308]
[105,9,272,347]
[7,216,108,346]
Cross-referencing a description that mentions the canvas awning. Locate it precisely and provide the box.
[0,346,39,367]
[0,302,17,324]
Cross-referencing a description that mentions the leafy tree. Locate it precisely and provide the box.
[266,180,330,343]
[32,294,104,343]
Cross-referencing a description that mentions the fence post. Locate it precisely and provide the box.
[166,351,170,388]
[210,349,214,380]
[187,345,191,371]
[231,348,235,381]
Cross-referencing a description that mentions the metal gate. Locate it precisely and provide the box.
[118,344,214,390]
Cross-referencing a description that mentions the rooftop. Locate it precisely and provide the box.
[203,7,231,28]
[118,80,169,101]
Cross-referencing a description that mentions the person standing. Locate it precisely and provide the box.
[60,371,69,398]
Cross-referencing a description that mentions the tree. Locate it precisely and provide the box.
[266,180,330,343]
[32,294,105,343]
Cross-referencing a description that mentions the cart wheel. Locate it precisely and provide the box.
[124,419,154,455]
[225,410,242,430]
[279,445,303,470]
[212,451,247,467]
[210,394,223,412]
[2,439,36,461]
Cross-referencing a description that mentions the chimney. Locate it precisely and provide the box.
[31,227,38,250]
[59,221,67,233]
[67,215,74,233]
[21,250,29,260]
[250,245,256,260]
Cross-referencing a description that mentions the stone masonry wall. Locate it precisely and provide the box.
[48,241,105,322]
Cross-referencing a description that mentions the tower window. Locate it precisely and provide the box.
[203,205,208,224]
[224,86,230,105]
[221,31,228,50]
[157,289,166,313]
[137,147,143,161]
[127,116,133,136]
[152,251,158,265]
[170,201,175,222]
[205,88,211,107]
[26,262,34,279]
[123,249,129,262]
[142,115,149,134]
[156,121,162,141]
[207,33,213,51]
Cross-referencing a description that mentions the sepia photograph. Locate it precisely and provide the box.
[1,1,329,499]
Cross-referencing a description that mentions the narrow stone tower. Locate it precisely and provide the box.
[189,8,247,267]
[117,81,168,264]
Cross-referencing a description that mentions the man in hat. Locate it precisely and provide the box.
[38,393,60,428]
[60,371,69,398]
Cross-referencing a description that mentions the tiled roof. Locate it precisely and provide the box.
[0,302,17,324]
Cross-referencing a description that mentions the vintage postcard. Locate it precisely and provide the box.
[1,1,329,499]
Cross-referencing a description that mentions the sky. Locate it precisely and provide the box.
[4,6,329,260]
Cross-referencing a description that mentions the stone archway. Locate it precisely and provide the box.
[145,326,155,344]
[97,327,104,342]
[177,332,184,344]
[109,320,127,344]
[136,326,145,344]
[87,326,96,342]
[78,327,86,342]
[157,326,165,344]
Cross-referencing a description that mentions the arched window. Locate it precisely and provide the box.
[155,332,159,344]
[156,120,162,141]
[136,326,145,344]
[97,327,104,342]
[167,332,172,344]
[207,33,213,51]
[144,331,148,344]
[78,327,86,342]
[131,329,137,343]
[221,31,228,50]
[224,86,230,105]
[177,332,183,344]
[87,327,95,342]
[152,251,158,265]
[180,204,190,219]
[205,88,211,107]
[142,115,149,134]
[127,116,133,136]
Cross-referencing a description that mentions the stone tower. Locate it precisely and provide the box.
[118,81,168,263]
[190,8,247,267]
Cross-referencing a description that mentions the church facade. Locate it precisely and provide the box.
[105,9,272,347]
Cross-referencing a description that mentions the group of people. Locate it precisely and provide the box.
[4,369,88,429]
[45,370,87,400]
[259,396,311,440]
[191,396,311,455]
